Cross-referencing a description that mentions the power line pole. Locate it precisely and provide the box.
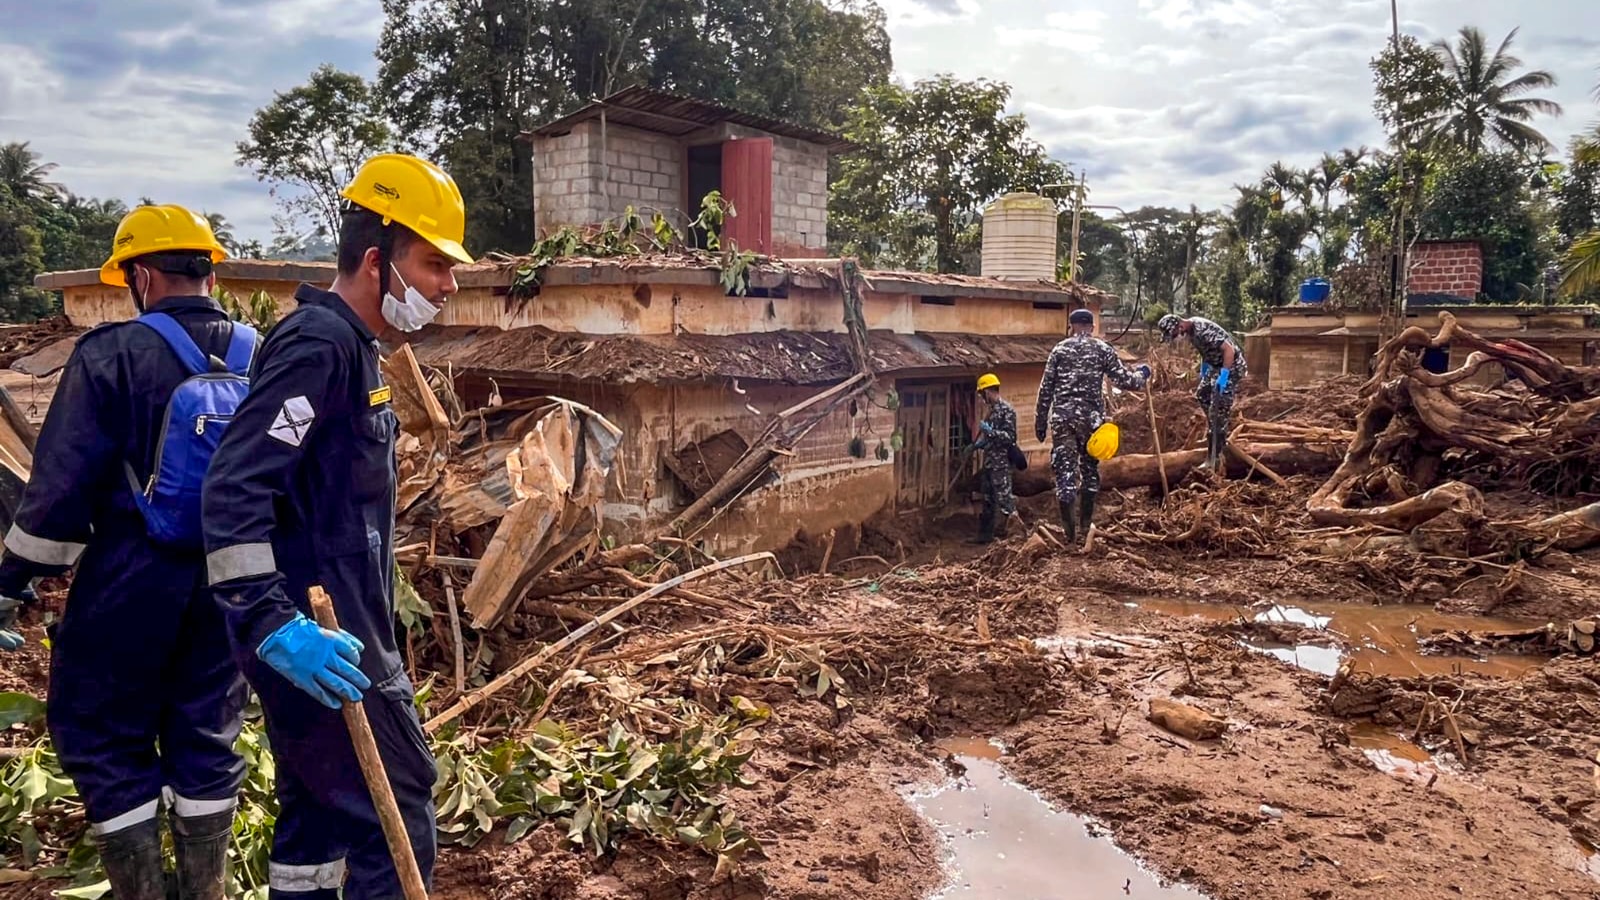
[1390,0,1409,335]
[1068,170,1086,281]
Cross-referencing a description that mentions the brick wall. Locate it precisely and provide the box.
[535,120,829,253]
[1409,241,1483,298]
[770,136,828,255]
[534,121,685,230]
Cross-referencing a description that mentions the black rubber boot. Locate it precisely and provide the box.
[97,818,166,900]
[1080,491,1098,533]
[1059,499,1076,545]
[172,810,233,900]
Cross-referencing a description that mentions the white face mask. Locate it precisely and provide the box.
[381,264,441,332]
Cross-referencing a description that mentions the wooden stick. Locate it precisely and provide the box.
[442,572,465,693]
[1226,442,1290,488]
[1145,387,1169,499]
[423,552,775,734]
[819,529,837,575]
[308,587,428,900]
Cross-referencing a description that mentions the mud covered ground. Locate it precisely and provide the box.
[414,484,1600,900]
[6,409,1600,899]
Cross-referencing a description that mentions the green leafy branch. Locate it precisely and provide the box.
[501,191,759,300]
[433,705,765,877]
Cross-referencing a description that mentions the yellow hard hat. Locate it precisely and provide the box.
[341,153,473,264]
[100,205,226,287]
[977,373,1001,392]
[1086,422,1120,461]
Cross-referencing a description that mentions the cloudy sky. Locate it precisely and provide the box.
[2,0,1596,244]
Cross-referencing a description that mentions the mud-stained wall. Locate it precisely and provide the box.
[60,276,329,327]
[438,283,1070,337]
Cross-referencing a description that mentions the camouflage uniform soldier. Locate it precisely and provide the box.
[1158,314,1248,470]
[1036,309,1151,544]
[971,373,1017,544]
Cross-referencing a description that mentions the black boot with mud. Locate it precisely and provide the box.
[97,818,167,900]
[1059,499,1076,546]
[970,502,996,545]
[172,810,232,900]
[1079,490,1098,533]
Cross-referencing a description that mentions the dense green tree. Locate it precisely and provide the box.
[376,0,892,255]
[1419,150,1546,300]
[1372,35,1454,151]
[236,65,394,241]
[830,75,1066,273]
[0,185,53,322]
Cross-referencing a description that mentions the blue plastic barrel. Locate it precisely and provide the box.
[1299,277,1331,304]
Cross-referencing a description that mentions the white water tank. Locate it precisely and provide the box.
[981,192,1057,281]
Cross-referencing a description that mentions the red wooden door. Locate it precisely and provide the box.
[720,138,773,254]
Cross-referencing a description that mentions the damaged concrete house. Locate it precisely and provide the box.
[1247,239,1600,389]
[31,87,1111,556]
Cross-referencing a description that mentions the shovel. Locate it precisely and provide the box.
[308,586,428,900]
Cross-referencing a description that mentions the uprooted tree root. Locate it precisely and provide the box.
[1308,312,1600,553]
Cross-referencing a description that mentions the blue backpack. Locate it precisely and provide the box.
[124,312,258,548]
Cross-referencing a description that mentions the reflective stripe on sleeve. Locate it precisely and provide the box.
[2,524,85,567]
[206,542,277,585]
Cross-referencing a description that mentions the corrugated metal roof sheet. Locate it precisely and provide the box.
[528,85,854,152]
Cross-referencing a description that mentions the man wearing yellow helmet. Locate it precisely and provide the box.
[203,154,472,899]
[970,373,1019,543]
[1036,308,1151,546]
[0,205,249,900]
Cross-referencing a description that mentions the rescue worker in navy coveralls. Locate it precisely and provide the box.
[1035,309,1151,545]
[0,206,245,900]
[202,154,474,899]
[1157,314,1247,471]
[970,373,1018,544]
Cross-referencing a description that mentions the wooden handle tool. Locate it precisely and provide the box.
[308,586,428,900]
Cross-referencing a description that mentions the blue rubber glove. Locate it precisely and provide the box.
[979,421,995,435]
[0,586,35,652]
[1199,362,1213,380]
[257,614,370,709]
[1136,364,1152,381]
[1217,368,1231,391]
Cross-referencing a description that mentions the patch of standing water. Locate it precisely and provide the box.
[1346,724,1460,784]
[1135,598,1546,679]
[910,739,1205,899]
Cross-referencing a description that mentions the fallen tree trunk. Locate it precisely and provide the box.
[1099,443,1344,489]
[1525,501,1600,552]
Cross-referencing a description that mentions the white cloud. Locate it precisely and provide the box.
[995,11,1110,54]
[6,0,1599,246]
[884,0,1597,214]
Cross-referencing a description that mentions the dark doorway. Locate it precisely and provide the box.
[686,144,722,243]
[1422,345,1450,374]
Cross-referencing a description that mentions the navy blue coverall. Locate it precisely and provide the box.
[201,285,435,899]
[0,296,247,833]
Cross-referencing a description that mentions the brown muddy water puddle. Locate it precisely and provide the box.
[909,738,1204,898]
[1346,723,1461,784]
[1135,598,1546,679]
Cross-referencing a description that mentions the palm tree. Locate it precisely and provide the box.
[0,142,63,201]
[1261,162,1311,211]
[204,212,238,254]
[1423,26,1562,156]
[1559,72,1600,297]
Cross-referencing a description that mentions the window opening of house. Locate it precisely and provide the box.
[919,296,955,306]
